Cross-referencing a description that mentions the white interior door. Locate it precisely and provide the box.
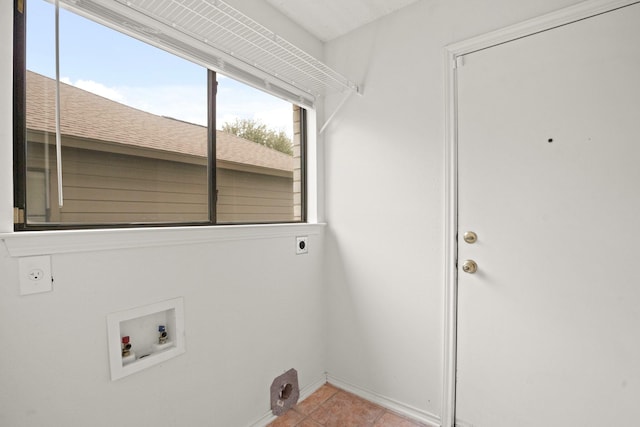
[456,3,640,426]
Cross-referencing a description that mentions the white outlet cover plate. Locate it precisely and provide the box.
[296,236,308,254]
[18,255,52,295]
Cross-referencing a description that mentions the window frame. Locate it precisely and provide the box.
[12,0,307,231]
[13,0,26,227]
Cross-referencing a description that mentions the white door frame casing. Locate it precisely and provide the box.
[441,0,640,426]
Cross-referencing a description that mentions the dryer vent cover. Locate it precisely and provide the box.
[270,368,300,416]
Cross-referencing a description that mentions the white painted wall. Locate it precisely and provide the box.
[322,0,584,421]
[224,0,323,59]
[0,233,325,426]
[3,0,613,425]
[0,2,326,426]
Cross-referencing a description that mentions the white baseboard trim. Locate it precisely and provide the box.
[248,374,328,427]
[327,375,441,427]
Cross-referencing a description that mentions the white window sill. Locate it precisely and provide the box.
[0,223,325,257]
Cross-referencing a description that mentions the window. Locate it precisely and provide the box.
[13,0,306,230]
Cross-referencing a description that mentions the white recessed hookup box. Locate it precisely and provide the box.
[107,297,185,381]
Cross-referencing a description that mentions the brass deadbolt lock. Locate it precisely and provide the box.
[462,259,478,274]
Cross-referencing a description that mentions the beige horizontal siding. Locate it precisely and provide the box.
[61,171,208,196]
[26,140,294,225]
[216,186,292,200]
[61,148,207,187]
[216,213,297,224]
[58,213,210,223]
[217,195,292,208]
[217,168,293,223]
[63,199,208,214]
[63,187,207,204]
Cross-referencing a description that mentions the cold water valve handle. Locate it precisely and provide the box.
[158,325,168,344]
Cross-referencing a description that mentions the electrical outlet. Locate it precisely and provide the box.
[296,236,308,254]
[19,255,52,295]
[29,269,44,281]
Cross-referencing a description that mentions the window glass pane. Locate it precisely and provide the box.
[25,0,209,226]
[26,170,48,222]
[22,0,306,228]
[216,76,303,223]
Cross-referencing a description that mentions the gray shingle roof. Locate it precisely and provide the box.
[26,71,293,172]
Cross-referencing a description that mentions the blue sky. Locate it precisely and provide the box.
[26,0,293,136]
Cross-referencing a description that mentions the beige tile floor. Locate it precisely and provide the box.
[268,383,429,427]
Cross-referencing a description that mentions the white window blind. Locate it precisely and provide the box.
[59,0,360,108]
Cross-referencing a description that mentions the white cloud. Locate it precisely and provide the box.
[217,108,293,139]
[254,107,294,137]
[61,77,208,126]
[217,86,294,138]
[217,114,240,128]
[62,77,126,103]
[61,76,293,133]
[118,85,208,126]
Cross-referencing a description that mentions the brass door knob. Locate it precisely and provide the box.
[462,259,478,274]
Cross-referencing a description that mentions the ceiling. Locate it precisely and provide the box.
[265,0,421,42]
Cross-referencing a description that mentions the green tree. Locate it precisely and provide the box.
[222,118,293,155]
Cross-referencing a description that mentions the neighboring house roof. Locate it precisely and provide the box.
[26,70,293,172]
